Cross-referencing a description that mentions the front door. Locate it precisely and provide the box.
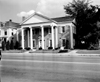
[62,39,66,47]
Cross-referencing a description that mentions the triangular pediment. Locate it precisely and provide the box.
[21,13,53,25]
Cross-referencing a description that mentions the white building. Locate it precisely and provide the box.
[0,20,20,47]
[20,12,75,50]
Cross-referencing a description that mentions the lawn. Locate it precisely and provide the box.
[1,50,26,53]
[76,50,100,54]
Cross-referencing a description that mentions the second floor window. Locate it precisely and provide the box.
[48,28,51,33]
[62,26,65,33]
[33,30,35,35]
[5,31,7,35]
[0,30,1,35]
[12,32,13,35]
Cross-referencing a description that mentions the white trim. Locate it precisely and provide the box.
[55,26,58,48]
[21,28,24,49]
[51,25,55,49]
[30,27,33,49]
[21,22,56,28]
[41,25,44,49]
[69,24,73,49]
[28,30,30,47]
[20,12,57,25]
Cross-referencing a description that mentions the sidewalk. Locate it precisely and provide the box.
[67,50,100,56]
[25,50,100,57]
[1,49,100,57]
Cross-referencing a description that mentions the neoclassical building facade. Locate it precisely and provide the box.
[0,20,20,46]
[20,12,75,50]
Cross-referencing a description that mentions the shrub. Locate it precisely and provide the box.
[59,49,68,53]
[48,47,53,50]
[10,40,14,50]
[39,47,42,50]
[18,47,22,50]
[6,41,10,50]
[25,47,31,50]
[55,47,59,50]
[14,41,20,49]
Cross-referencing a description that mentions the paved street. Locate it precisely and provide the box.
[1,52,100,82]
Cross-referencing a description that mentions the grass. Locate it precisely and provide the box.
[76,49,100,54]
[1,50,26,53]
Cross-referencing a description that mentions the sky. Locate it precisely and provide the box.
[0,0,100,23]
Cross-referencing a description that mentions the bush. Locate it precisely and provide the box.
[14,41,20,49]
[6,41,10,50]
[10,40,14,50]
[48,47,53,50]
[25,47,31,50]
[18,47,22,50]
[88,43,99,50]
[55,47,59,50]
[39,47,42,50]
[59,49,68,53]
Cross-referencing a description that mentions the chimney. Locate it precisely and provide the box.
[22,16,26,21]
[9,19,12,22]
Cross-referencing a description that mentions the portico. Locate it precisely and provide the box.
[21,22,58,50]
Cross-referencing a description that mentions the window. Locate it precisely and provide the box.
[49,40,52,47]
[48,28,51,33]
[62,39,66,47]
[62,26,65,33]
[5,31,7,35]
[33,30,35,35]
[12,32,13,35]
[33,39,36,48]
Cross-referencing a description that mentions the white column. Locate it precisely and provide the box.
[41,26,44,49]
[70,25,73,49]
[16,30,19,41]
[21,28,24,49]
[30,27,33,49]
[55,26,58,48]
[51,25,55,49]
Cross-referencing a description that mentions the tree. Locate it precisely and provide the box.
[10,39,14,50]
[6,40,10,50]
[64,0,100,49]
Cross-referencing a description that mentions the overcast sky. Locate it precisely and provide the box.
[0,0,100,23]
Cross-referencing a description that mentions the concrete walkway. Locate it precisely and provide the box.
[1,49,100,57]
[24,50,100,57]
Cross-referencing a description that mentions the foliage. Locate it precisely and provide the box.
[10,39,14,49]
[6,41,10,50]
[64,0,100,49]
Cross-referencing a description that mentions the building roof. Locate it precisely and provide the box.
[0,22,4,27]
[20,12,74,26]
[20,12,57,25]
[52,16,74,23]
[2,20,20,30]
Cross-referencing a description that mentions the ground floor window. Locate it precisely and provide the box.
[33,39,36,48]
[49,40,52,47]
[62,39,66,47]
